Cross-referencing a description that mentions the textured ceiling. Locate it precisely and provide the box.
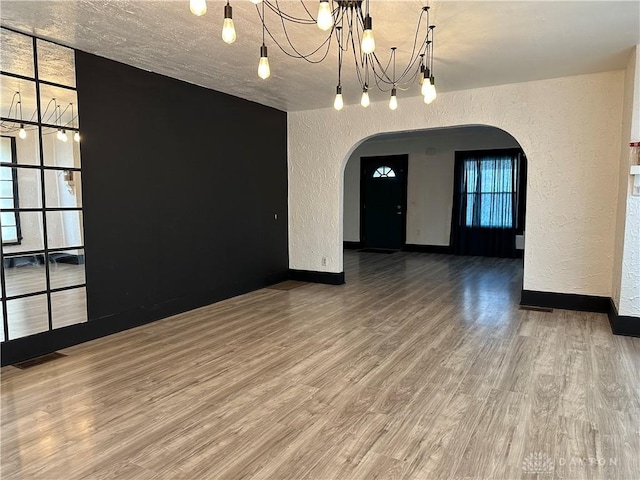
[0,1,638,112]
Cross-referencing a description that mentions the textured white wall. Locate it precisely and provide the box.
[343,127,520,244]
[612,46,640,317]
[289,71,624,298]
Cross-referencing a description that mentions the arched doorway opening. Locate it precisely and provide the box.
[341,125,528,279]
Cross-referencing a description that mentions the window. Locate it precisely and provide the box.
[451,148,526,258]
[0,136,20,244]
[463,156,517,228]
[373,166,396,178]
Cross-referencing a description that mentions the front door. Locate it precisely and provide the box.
[360,155,408,249]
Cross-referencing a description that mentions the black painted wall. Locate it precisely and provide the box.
[76,52,288,323]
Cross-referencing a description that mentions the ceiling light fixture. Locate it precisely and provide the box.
[189,0,438,109]
[8,91,28,139]
[190,0,207,17]
[360,87,370,108]
[257,2,271,79]
[221,1,237,44]
[388,47,398,110]
[55,103,68,142]
[16,92,27,139]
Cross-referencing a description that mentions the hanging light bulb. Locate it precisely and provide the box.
[222,3,237,44]
[360,87,370,108]
[389,87,398,110]
[317,0,333,31]
[251,0,262,3]
[56,129,64,141]
[61,129,68,142]
[190,0,207,16]
[421,70,431,96]
[423,77,437,104]
[361,15,375,54]
[334,86,344,111]
[258,45,271,79]
[74,131,80,143]
[16,99,27,139]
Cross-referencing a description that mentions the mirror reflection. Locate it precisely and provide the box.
[3,252,47,297]
[44,169,82,208]
[50,249,85,290]
[0,120,40,166]
[2,211,44,253]
[0,29,34,78]
[6,294,49,339]
[46,210,84,249]
[1,29,86,341]
[42,125,81,168]
[1,165,42,209]
[0,75,38,123]
[51,288,87,330]
[36,39,76,88]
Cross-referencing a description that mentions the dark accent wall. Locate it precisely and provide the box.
[76,51,288,321]
[1,51,288,365]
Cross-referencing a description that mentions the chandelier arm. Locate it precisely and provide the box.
[39,98,58,125]
[53,102,72,127]
[337,25,343,86]
[265,22,333,62]
[370,51,394,84]
[6,92,18,121]
[296,0,317,22]
[257,3,333,62]
[17,92,24,121]
[348,15,365,88]
[395,48,427,86]
[429,26,435,74]
[396,10,428,80]
[263,0,316,24]
[394,67,422,91]
[371,66,393,92]
[334,9,349,53]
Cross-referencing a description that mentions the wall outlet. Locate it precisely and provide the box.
[321,257,327,267]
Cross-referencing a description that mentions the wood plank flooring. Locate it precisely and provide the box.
[1,251,639,480]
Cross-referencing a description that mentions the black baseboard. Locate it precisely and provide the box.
[289,269,345,285]
[520,290,610,313]
[403,244,451,254]
[343,241,362,250]
[607,299,640,337]
[1,270,289,366]
[521,290,639,337]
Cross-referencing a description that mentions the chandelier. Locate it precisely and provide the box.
[189,0,437,110]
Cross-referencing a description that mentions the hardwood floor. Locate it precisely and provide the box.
[1,251,639,479]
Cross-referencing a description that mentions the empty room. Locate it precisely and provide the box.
[1,1,639,479]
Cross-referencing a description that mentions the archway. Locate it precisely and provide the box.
[288,75,620,300]
[341,125,528,272]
